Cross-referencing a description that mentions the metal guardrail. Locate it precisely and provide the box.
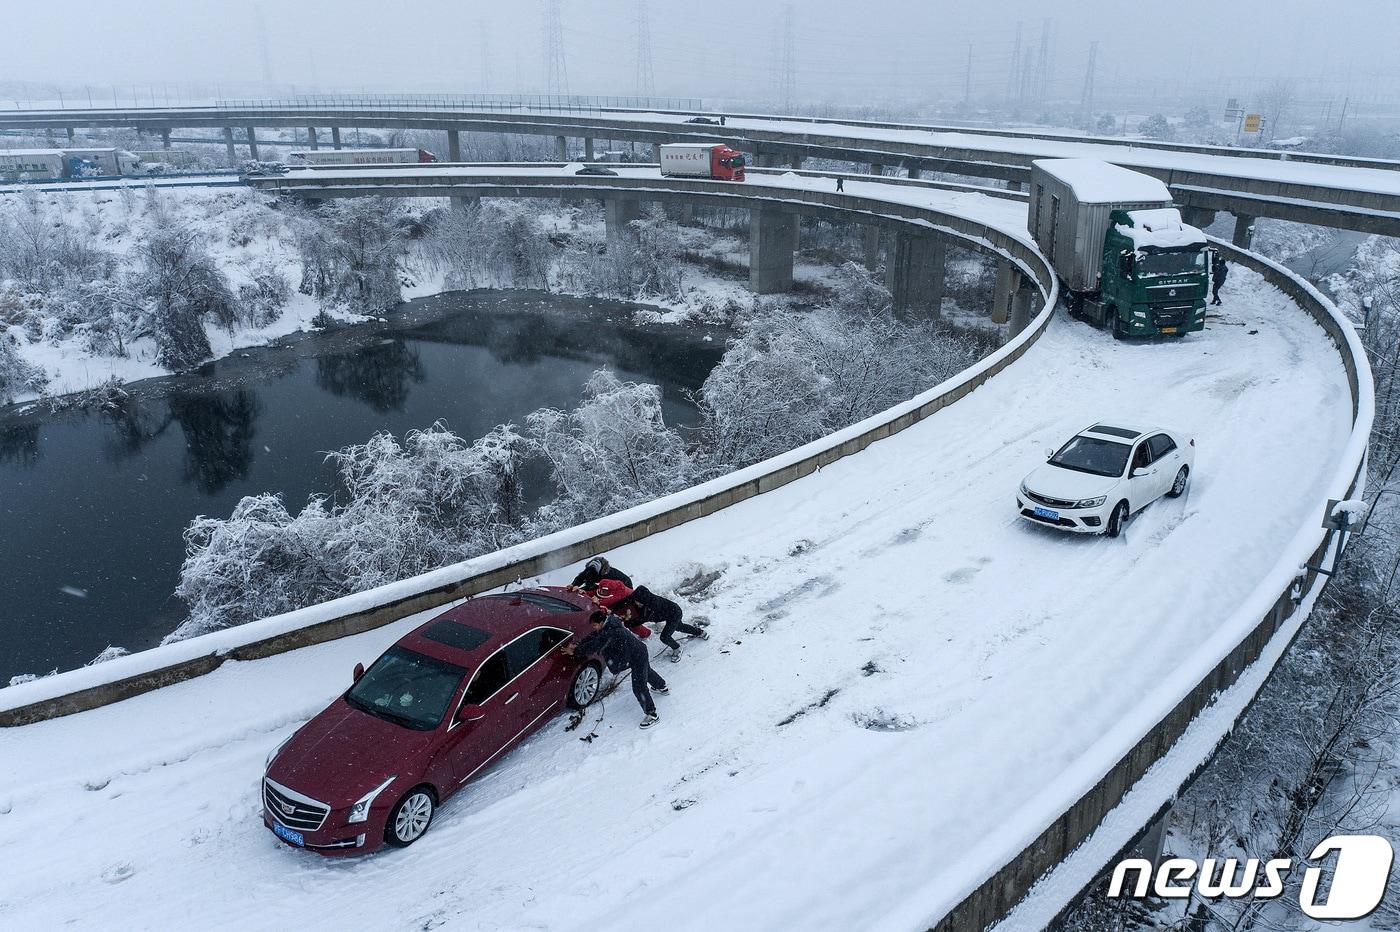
[215,94,704,114]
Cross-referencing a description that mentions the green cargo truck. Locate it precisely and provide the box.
[1028,158,1214,338]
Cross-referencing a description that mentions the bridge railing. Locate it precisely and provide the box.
[905,240,1373,931]
[215,94,703,114]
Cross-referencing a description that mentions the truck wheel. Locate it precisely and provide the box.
[1111,312,1127,341]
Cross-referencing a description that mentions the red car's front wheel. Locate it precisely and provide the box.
[384,787,436,848]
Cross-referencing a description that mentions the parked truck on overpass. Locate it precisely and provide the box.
[0,147,139,182]
[287,147,438,166]
[1029,158,1212,338]
[658,143,746,181]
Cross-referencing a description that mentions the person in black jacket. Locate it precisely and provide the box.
[564,611,668,727]
[613,586,708,662]
[1210,251,1228,306]
[569,556,633,593]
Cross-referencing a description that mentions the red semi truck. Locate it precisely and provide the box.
[659,143,746,181]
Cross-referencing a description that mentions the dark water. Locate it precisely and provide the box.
[0,291,725,682]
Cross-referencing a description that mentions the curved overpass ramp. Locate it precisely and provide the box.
[0,218,1359,927]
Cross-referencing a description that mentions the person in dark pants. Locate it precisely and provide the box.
[1210,251,1228,306]
[613,586,708,662]
[569,555,632,593]
[835,176,845,192]
[719,115,726,126]
[564,611,668,728]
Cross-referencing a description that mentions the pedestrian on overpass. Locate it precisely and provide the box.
[1210,251,1228,306]
[836,176,845,192]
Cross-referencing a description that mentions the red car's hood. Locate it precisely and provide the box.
[268,699,436,807]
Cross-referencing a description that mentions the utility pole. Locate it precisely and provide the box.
[1034,18,1052,106]
[542,0,569,98]
[254,4,275,87]
[634,0,656,98]
[779,5,797,113]
[1007,22,1023,104]
[1078,41,1098,129]
[479,20,493,93]
[963,44,973,108]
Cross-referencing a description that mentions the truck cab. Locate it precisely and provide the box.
[1099,208,1211,337]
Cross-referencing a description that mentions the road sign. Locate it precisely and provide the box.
[1242,113,1262,134]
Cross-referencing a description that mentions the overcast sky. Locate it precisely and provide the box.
[4,0,1399,111]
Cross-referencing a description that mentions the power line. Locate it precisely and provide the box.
[254,5,275,86]
[479,20,493,93]
[1007,21,1023,102]
[1079,40,1098,128]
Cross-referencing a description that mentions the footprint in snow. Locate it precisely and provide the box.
[102,862,135,884]
[943,566,981,584]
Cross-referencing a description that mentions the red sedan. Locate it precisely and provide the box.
[262,587,603,855]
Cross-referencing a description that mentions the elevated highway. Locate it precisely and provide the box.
[0,124,1373,930]
[5,100,1400,236]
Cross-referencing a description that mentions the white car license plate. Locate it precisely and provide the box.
[1033,506,1060,521]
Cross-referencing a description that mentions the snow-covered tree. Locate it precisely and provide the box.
[0,328,47,403]
[1138,113,1173,140]
[296,197,407,313]
[528,369,695,527]
[136,224,234,370]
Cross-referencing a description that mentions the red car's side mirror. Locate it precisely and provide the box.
[353,662,365,682]
[457,704,486,724]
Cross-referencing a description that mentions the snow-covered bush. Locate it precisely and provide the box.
[427,200,553,290]
[1138,113,1173,140]
[296,197,408,313]
[236,259,292,328]
[528,369,696,528]
[558,208,687,302]
[172,493,341,639]
[0,329,48,403]
[173,423,530,638]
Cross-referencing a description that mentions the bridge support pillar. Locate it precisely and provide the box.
[605,196,643,248]
[870,162,885,177]
[862,225,882,272]
[1008,283,1036,337]
[651,142,662,163]
[1007,179,1024,192]
[1232,212,1256,249]
[447,129,461,161]
[223,127,237,167]
[906,165,921,180]
[584,137,595,161]
[749,208,797,294]
[790,154,804,170]
[1128,808,1170,863]
[66,127,76,143]
[992,261,1020,325]
[555,135,568,161]
[680,202,694,225]
[331,127,342,150]
[306,127,319,150]
[1180,206,1216,228]
[885,232,946,318]
[161,128,171,149]
[246,127,260,161]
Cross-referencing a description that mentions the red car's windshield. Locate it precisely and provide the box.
[346,646,466,731]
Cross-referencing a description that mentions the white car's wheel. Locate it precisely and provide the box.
[1167,466,1189,498]
[385,787,435,848]
[1106,501,1129,538]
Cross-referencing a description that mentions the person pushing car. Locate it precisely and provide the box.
[609,585,708,662]
[563,610,669,728]
[569,555,632,593]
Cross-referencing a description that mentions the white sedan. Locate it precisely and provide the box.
[1016,423,1195,537]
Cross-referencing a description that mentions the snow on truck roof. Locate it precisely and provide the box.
[1032,158,1172,204]
[1117,207,1208,250]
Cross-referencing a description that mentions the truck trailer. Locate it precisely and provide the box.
[658,143,746,181]
[0,147,139,182]
[1028,159,1212,338]
[287,148,438,166]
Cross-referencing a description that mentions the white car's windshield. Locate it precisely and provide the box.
[1051,436,1131,478]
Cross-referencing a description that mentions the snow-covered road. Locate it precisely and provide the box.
[0,273,1351,931]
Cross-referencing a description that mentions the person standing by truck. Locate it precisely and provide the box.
[1210,251,1229,306]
